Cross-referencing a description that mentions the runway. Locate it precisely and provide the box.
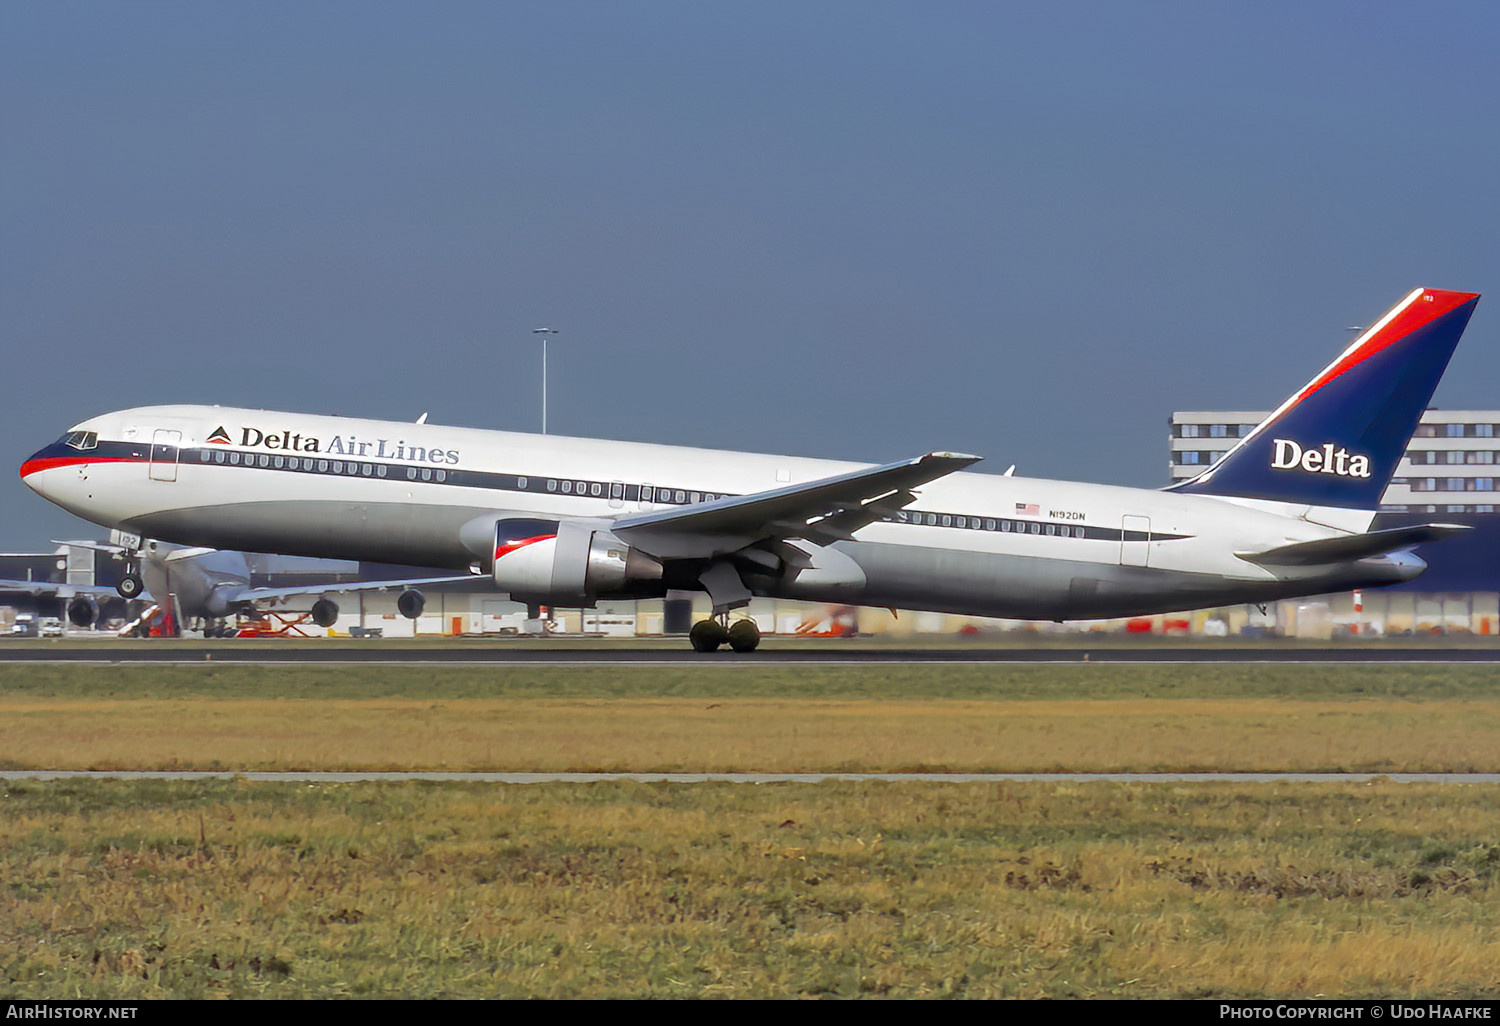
[5,770,1499,784]
[2,642,1498,663]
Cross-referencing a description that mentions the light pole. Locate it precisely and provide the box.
[532,328,559,434]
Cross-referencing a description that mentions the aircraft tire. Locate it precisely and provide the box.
[689,619,728,652]
[117,574,144,600]
[727,618,761,653]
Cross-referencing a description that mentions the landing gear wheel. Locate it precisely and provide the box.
[727,618,761,653]
[690,619,729,652]
[117,574,144,600]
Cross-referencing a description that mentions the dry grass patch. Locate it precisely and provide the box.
[2,778,1497,998]
[1,696,1497,772]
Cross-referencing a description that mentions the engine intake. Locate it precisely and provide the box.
[66,595,98,628]
[491,518,661,606]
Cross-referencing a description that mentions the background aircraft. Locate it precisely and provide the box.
[1,537,473,636]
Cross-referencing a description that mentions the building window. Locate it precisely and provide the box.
[1179,424,1201,438]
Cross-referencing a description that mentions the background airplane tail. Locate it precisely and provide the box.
[1171,287,1480,509]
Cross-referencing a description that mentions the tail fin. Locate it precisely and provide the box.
[1172,287,1480,508]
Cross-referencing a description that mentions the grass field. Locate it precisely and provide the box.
[0,661,1496,998]
[0,663,1495,773]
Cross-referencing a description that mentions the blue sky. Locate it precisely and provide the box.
[4,1,1497,550]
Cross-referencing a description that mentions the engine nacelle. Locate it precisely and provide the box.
[310,598,340,628]
[491,518,662,606]
[397,588,425,619]
[66,595,98,628]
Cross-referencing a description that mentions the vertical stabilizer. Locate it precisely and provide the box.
[1172,288,1479,508]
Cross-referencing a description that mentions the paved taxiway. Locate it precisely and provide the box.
[2,643,1499,663]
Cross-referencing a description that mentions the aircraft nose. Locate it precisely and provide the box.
[19,446,55,492]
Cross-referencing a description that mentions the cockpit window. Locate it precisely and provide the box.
[63,431,98,451]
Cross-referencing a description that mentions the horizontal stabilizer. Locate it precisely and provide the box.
[1235,523,1471,567]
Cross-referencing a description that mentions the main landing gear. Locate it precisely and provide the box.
[689,615,761,653]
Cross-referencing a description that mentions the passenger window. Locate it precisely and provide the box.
[562,481,572,493]
[421,468,432,481]
[591,483,602,497]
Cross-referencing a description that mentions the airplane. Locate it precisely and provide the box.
[1,536,473,637]
[18,286,1481,651]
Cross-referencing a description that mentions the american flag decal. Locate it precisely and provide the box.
[1016,503,1039,516]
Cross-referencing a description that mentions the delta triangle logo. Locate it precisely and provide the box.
[207,426,232,444]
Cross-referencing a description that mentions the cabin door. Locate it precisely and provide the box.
[1120,515,1151,568]
[149,429,181,482]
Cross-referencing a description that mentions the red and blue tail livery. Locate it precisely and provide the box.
[1172,288,1480,508]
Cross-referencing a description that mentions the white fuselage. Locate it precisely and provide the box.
[22,405,1420,620]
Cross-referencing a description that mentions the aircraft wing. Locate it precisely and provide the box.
[0,579,120,598]
[609,451,981,559]
[1235,523,1471,567]
[234,575,480,604]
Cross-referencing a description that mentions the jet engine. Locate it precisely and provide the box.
[397,588,425,619]
[66,595,98,628]
[310,598,339,628]
[491,518,662,606]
